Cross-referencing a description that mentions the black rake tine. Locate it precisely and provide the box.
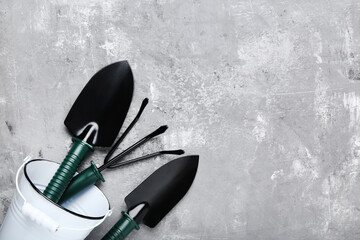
[107,149,185,169]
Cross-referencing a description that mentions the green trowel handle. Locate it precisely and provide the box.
[59,160,105,204]
[43,137,94,203]
[101,211,140,240]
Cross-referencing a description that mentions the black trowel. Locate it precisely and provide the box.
[43,61,134,203]
[101,155,199,240]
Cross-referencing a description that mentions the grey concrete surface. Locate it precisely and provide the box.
[1,0,360,239]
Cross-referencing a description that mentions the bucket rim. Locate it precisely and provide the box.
[23,159,111,220]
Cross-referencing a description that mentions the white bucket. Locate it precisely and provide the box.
[0,157,112,240]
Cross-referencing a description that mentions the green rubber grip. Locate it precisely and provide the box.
[43,137,94,203]
[59,161,105,204]
[101,211,140,240]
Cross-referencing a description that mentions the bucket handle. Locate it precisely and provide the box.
[60,209,112,231]
[15,156,59,232]
[16,156,113,232]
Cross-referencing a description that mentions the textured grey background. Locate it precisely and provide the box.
[1,0,360,239]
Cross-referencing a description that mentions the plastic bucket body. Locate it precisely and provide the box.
[0,159,111,240]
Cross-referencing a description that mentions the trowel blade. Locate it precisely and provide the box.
[64,61,134,147]
[125,155,199,227]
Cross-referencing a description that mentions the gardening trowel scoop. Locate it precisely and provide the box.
[43,61,134,203]
[101,155,199,240]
